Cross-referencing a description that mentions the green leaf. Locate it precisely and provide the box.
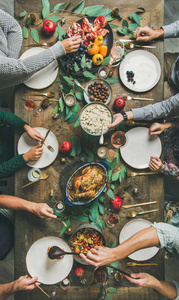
[82,5,104,16]
[74,119,80,128]
[26,19,31,26]
[74,84,83,93]
[72,0,85,13]
[98,203,105,215]
[30,28,39,43]
[109,157,117,170]
[128,23,139,31]
[68,114,79,124]
[72,215,88,222]
[60,219,70,236]
[89,213,98,222]
[76,140,81,155]
[106,78,119,84]
[70,147,76,157]
[53,104,59,114]
[111,240,117,248]
[104,293,113,300]
[90,222,103,231]
[22,27,28,38]
[64,111,74,121]
[66,105,70,115]
[63,76,74,86]
[112,171,120,181]
[137,7,146,12]
[81,54,86,69]
[55,24,65,41]
[114,149,120,164]
[106,15,115,22]
[107,189,115,200]
[83,146,93,156]
[89,200,99,215]
[120,164,126,178]
[110,24,118,28]
[59,97,64,112]
[81,157,85,161]
[71,103,80,112]
[122,19,128,28]
[117,27,132,36]
[42,5,50,19]
[97,219,105,230]
[75,93,83,101]
[129,12,141,26]
[49,16,61,22]
[93,8,112,17]
[83,71,95,80]
[108,169,112,181]
[42,0,50,7]
[87,154,94,162]
[20,11,26,17]
[70,136,77,148]
[119,13,123,18]
[102,55,110,66]
[110,183,115,190]
[74,62,79,72]
[98,195,104,202]
[53,2,66,14]
[107,287,119,294]
[86,62,92,69]
[59,110,65,118]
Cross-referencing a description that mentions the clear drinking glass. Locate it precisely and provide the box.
[106,213,119,228]
[111,131,127,148]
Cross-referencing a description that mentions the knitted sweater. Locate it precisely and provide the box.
[0,9,66,90]
[0,111,28,178]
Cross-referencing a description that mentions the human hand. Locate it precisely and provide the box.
[24,125,44,141]
[108,113,124,130]
[136,26,164,42]
[125,273,159,289]
[80,246,116,267]
[149,156,164,172]
[150,122,166,135]
[62,35,82,53]
[32,203,57,219]
[23,144,43,162]
[12,275,40,292]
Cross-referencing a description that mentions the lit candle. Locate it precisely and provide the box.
[97,147,108,158]
[64,93,76,106]
[55,201,65,213]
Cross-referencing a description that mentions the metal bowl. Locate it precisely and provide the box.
[83,79,112,105]
[79,102,113,137]
[70,224,106,265]
[65,162,108,206]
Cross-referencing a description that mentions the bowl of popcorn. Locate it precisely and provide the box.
[80,102,113,136]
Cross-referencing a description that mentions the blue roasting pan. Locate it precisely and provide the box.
[65,161,108,206]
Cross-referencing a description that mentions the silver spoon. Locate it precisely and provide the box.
[123,95,154,101]
[48,246,78,259]
[99,123,105,145]
[74,79,88,96]
[24,91,55,98]
[127,209,158,218]
[125,42,156,49]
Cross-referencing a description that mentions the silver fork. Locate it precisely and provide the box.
[43,142,54,152]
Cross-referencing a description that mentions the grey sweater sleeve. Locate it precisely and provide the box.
[162,21,179,39]
[0,9,66,89]
[132,93,179,120]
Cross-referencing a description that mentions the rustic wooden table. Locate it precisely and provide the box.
[14,0,165,299]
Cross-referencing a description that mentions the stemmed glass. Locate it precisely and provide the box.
[94,266,108,300]
[111,131,127,148]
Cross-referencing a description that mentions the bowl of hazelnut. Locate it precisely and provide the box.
[84,79,112,105]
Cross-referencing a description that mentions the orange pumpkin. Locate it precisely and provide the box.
[92,54,103,65]
[99,44,108,57]
[94,35,104,45]
[87,43,99,56]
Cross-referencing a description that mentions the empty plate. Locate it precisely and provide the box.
[120,127,162,169]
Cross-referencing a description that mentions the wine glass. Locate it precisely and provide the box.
[33,105,43,117]
[94,266,108,300]
[24,99,36,111]
[110,40,124,66]
[111,131,127,148]
[49,286,60,299]
[106,213,119,228]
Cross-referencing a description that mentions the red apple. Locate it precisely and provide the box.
[43,20,56,36]
[110,195,123,210]
[74,266,86,277]
[60,141,72,154]
[114,98,125,111]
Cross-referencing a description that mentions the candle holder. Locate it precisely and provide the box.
[97,147,108,159]
[98,66,109,79]
[64,93,76,106]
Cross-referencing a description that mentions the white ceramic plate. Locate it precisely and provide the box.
[20,48,58,89]
[17,127,59,168]
[119,219,159,261]
[119,50,161,92]
[120,127,162,169]
[26,236,73,285]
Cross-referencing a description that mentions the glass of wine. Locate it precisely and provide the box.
[94,266,108,300]
[110,39,124,66]
[106,213,119,228]
[24,99,36,111]
[111,131,127,148]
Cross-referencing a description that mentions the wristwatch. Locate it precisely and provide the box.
[121,111,128,121]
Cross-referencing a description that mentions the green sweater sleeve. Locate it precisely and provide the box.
[0,111,28,130]
[0,154,26,178]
